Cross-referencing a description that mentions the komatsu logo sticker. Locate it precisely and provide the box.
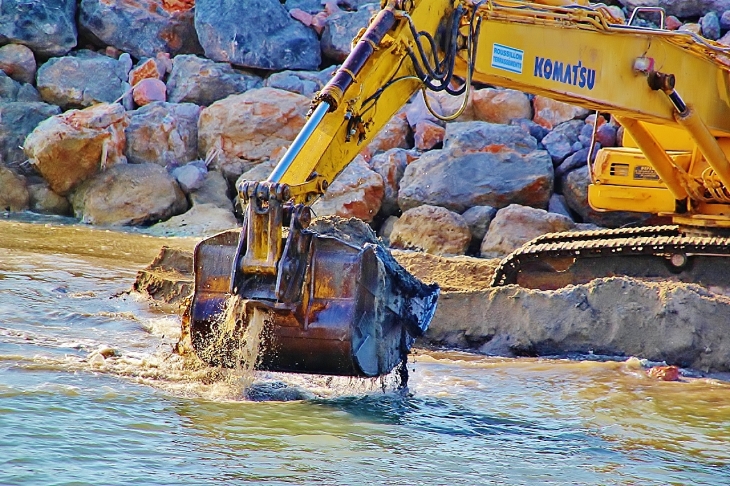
[492,44,523,74]
[534,57,596,90]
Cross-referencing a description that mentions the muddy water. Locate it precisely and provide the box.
[1,219,730,485]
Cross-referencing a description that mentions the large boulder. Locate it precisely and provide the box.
[195,0,321,70]
[70,162,188,225]
[390,205,472,256]
[145,203,237,237]
[0,44,36,84]
[166,54,262,106]
[125,102,201,166]
[480,204,576,258]
[0,166,29,211]
[320,3,379,62]
[310,156,384,222]
[616,0,730,18]
[0,102,61,169]
[359,112,411,160]
[444,121,538,155]
[532,95,589,129]
[79,0,202,59]
[0,0,77,57]
[36,50,131,110]
[369,148,411,217]
[264,66,336,97]
[197,87,309,181]
[398,149,553,213]
[471,88,532,125]
[25,103,129,196]
[188,170,233,211]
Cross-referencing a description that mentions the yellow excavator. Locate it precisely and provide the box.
[188,0,730,378]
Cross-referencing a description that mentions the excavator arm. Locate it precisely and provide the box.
[189,0,730,376]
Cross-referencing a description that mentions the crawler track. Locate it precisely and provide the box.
[491,225,730,289]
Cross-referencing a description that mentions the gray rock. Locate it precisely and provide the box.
[398,149,553,213]
[172,163,207,193]
[0,102,61,169]
[721,10,730,31]
[36,50,130,109]
[16,84,41,102]
[510,118,549,144]
[79,0,202,59]
[444,121,538,155]
[189,170,233,211]
[0,0,77,57]
[390,204,472,256]
[0,71,38,102]
[125,101,201,166]
[555,148,588,179]
[369,148,409,217]
[283,0,325,14]
[701,11,721,39]
[244,380,314,401]
[263,66,336,97]
[145,203,237,237]
[461,205,497,243]
[0,166,29,211]
[70,163,188,226]
[548,193,573,219]
[195,0,321,70]
[562,165,653,228]
[321,4,379,62]
[0,44,36,84]
[617,0,730,19]
[541,119,584,164]
[167,54,262,106]
[378,215,398,246]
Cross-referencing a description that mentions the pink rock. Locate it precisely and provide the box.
[289,8,314,26]
[390,205,471,256]
[0,44,36,84]
[666,15,682,30]
[533,95,589,129]
[414,120,445,151]
[133,78,167,106]
[360,112,411,161]
[311,156,384,222]
[472,88,531,124]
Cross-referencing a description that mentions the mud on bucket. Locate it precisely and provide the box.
[188,217,439,378]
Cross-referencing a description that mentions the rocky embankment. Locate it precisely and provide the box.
[3,1,730,372]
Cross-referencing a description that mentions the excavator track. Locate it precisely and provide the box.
[491,225,730,290]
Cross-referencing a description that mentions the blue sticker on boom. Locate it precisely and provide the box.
[492,44,523,74]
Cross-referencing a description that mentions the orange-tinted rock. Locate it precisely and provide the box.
[360,112,411,161]
[414,119,445,151]
[162,0,195,13]
[0,44,36,84]
[533,95,589,129]
[133,78,167,106]
[310,156,384,222]
[647,365,680,381]
[390,205,471,256]
[129,58,164,86]
[472,88,532,125]
[25,103,129,196]
[0,166,29,212]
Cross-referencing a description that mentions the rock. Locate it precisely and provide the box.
[79,0,202,59]
[321,3,379,62]
[414,120,445,151]
[555,147,588,179]
[195,0,321,70]
[0,102,61,170]
[0,71,40,102]
[404,91,443,129]
[0,0,77,57]
[36,50,130,110]
[562,165,653,228]
[0,166,29,211]
[471,88,532,124]
[444,121,538,155]
[666,15,683,30]
[430,90,476,121]
[172,162,207,193]
[310,156,384,222]
[25,103,129,196]
[679,23,702,36]
[701,11,721,40]
[605,5,626,22]
[461,205,497,243]
[721,10,730,31]
[0,44,36,84]
[398,147,553,213]
[125,102,200,167]
[360,112,411,160]
[263,66,336,97]
[647,365,680,381]
[390,205,471,256]
[70,162,188,226]
[244,380,315,401]
[198,87,309,181]
[129,59,165,87]
[369,148,410,217]
[27,182,71,215]
[145,203,237,237]
[378,214,398,246]
[616,0,730,19]
[189,170,233,210]
[480,204,576,258]
[541,119,584,164]
[132,78,167,106]
[166,54,262,106]
[532,95,589,129]
[548,193,573,219]
[510,118,549,144]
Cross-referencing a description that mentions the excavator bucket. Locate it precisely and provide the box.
[188,218,439,377]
